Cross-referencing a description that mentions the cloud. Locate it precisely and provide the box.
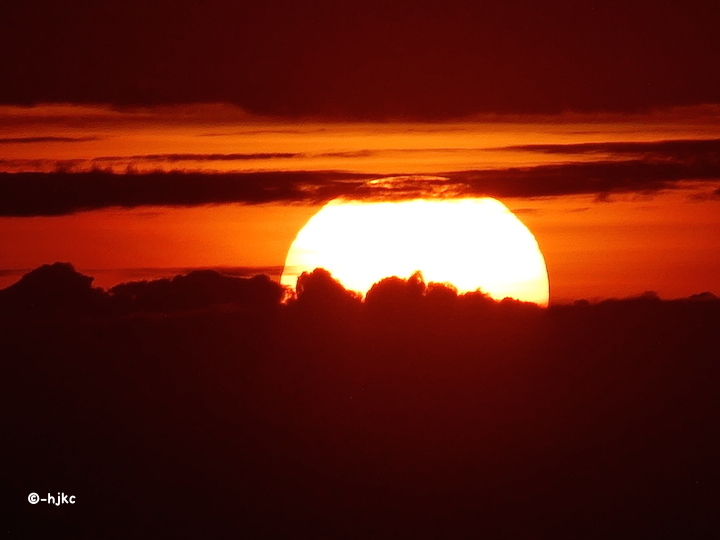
[2,147,720,216]
[93,152,301,163]
[287,268,363,317]
[0,263,285,315]
[0,170,373,216]
[444,159,720,199]
[0,136,100,144]
[3,3,720,119]
[0,262,105,315]
[0,103,259,128]
[688,187,720,201]
[109,270,284,312]
[508,207,540,215]
[317,150,376,159]
[4,262,716,318]
[500,138,720,161]
[353,159,720,202]
[0,149,397,173]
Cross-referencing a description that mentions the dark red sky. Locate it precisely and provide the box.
[2,0,719,118]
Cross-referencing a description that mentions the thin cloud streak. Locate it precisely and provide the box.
[94,152,300,162]
[500,138,720,159]
[0,136,100,144]
[6,137,720,175]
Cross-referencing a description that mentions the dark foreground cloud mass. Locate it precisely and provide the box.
[2,263,719,538]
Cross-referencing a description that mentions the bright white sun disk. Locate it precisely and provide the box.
[282,198,549,306]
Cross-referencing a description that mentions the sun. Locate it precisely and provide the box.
[281,197,550,306]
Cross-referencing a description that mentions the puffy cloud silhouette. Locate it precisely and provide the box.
[109,270,284,312]
[0,264,285,316]
[287,268,362,321]
[365,271,427,313]
[0,262,104,315]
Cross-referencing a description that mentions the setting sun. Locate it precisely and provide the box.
[282,197,550,306]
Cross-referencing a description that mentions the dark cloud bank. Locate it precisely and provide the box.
[2,138,719,216]
[3,1,720,118]
[2,263,719,538]
[0,170,374,216]
[3,137,720,215]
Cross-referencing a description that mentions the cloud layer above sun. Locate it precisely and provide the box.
[1,104,720,216]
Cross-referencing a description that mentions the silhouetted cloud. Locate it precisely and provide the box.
[501,138,720,160]
[287,268,362,318]
[0,136,100,144]
[0,263,285,315]
[0,262,105,315]
[93,152,300,162]
[0,148,460,172]
[91,149,378,164]
[109,270,284,312]
[365,271,428,313]
[2,151,720,216]
[444,159,720,200]
[351,158,720,201]
[199,128,330,137]
[0,170,373,216]
[6,263,716,319]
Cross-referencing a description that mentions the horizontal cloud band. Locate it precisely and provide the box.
[1,159,719,216]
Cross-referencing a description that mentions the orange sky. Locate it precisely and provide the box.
[1,104,719,302]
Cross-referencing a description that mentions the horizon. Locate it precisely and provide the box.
[1,261,718,308]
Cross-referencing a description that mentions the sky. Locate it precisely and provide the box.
[3,1,720,117]
[1,1,719,302]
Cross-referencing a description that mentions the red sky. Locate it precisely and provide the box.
[1,104,719,302]
[2,2,720,302]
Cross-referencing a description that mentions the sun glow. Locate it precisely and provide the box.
[282,197,550,306]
